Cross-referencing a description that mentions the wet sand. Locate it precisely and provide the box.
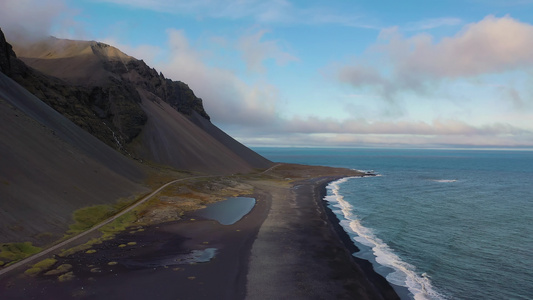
[0,166,398,299]
[246,176,398,299]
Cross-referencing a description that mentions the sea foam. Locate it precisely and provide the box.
[325,178,445,300]
[431,179,457,183]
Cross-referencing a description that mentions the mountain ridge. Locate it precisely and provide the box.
[0,28,271,246]
[6,32,271,173]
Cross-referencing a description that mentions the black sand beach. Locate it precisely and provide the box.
[0,165,398,299]
[246,175,398,300]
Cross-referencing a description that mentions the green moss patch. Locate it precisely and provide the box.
[58,238,101,257]
[24,258,57,276]
[0,242,42,266]
[44,264,72,276]
[68,205,115,233]
[68,198,137,235]
[99,212,137,237]
[58,271,75,282]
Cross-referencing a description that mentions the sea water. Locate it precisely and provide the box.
[254,147,533,300]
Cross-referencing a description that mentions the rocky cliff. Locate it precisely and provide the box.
[5,33,271,173]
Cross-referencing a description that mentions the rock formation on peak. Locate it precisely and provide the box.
[11,37,209,119]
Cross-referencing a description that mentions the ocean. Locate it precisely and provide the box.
[253,147,533,300]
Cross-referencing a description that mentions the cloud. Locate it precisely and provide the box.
[498,85,527,109]
[335,15,533,100]
[101,38,163,62]
[157,29,279,127]
[237,29,298,73]
[237,116,533,147]
[148,19,533,148]
[91,0,372,28]
[280,117,527,136]
[244,132,533,148]
[0,0,79,42]
[390,15,533,77]
[403,17,462,31]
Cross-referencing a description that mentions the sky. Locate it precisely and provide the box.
[1,0,533,148]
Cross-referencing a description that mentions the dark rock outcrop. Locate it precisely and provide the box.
[0,29,14,75]
[112,57,210,120]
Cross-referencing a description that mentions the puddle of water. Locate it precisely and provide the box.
[122,248,218,268]
[193,197,255,225]
[175,248,217,264]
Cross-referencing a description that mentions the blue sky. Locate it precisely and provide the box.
[2,0,533,148]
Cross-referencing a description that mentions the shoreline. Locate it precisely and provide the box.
[312,177,400,299]
[317,177,407,299]
[0,165,400,299]
[245,170,400,299]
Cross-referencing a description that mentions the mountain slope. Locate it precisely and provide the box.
[134,89,265,173]
[0,28,272,246]
[10,36,272,174]
[0,74,148,245]
[0,30,149,245]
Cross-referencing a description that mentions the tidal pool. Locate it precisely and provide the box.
[193,197,256,225]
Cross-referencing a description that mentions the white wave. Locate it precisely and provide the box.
[325,178,446,300]
[431,179,457,183]
[353,169,382,176]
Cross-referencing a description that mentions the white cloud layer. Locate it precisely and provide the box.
[281,117,527,136]
[336,15,533,99]
[157,29,279,126]
[237,30,298,73]
[239,117,533,148]
[0,0,80,41]
[92,0,370,27]
[389,15,533,77]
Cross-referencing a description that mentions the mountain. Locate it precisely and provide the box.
[0,28,272,246]
[0,30,148,245]
[10,36,271,174]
